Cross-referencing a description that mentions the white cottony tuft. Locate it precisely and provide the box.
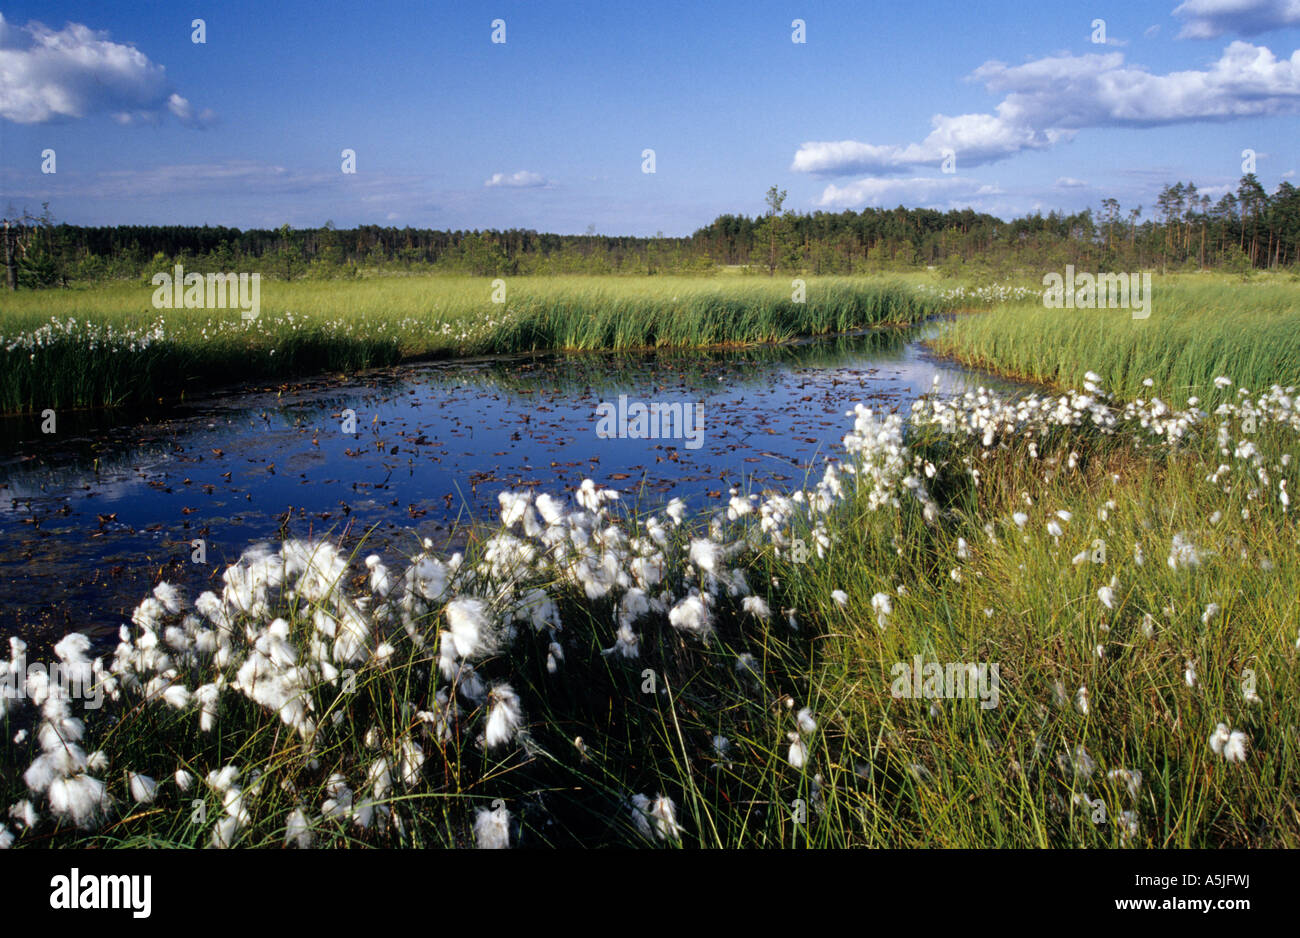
[285,807,313,848]
[483,683,523,749]
[1210,723,1248,763]
[787,731,808,769]
[870,591,892,628]
[129,772,158,804]
[648,794,682,842]
[1209,723,1229,755]
[474,803,511,848]
[668,592,714,641]
[445,597,493,660]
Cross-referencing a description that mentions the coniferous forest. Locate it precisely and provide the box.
[6,176,1298,288]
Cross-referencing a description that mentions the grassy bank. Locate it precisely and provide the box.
[929,274,1300,402]
[0,276,948,415]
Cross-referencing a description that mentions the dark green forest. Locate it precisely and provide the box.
[5,175,1298,289]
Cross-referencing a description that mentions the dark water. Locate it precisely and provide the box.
[0,325,1025,643]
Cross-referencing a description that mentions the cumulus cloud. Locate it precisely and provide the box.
[1173,0,1300,39]
[0,13,213,126]
[975,41,1300,124]
[484,170,549,188]
[1054,177,1090,189]
[793,41,1300,178]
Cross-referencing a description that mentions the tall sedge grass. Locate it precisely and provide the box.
[930,276,1300,402]
[0,276,944,415]
[804,433,1298,846]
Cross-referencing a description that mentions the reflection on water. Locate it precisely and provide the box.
[0,325,1027,643]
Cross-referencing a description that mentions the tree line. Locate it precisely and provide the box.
[4,174,1298,289]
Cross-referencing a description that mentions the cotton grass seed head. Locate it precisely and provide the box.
[474,803,511,848]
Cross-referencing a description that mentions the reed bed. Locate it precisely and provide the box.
[930,276,1300,403]
[0,276,946,415]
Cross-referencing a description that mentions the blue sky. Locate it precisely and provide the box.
[1,0,1297,234]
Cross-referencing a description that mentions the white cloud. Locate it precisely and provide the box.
[1055,177,1090,188]
[793,41,1300,176]
[1173,1,1300,40]
[165,93,210,125]
[1196,183,1235,197]
[1145,24,1163,38]
[0,14,213,126]
[815,176,1001,209]
[484,170,549,188]
[978,42,1300,123]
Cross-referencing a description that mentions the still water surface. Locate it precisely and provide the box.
[0,325,1028,643]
